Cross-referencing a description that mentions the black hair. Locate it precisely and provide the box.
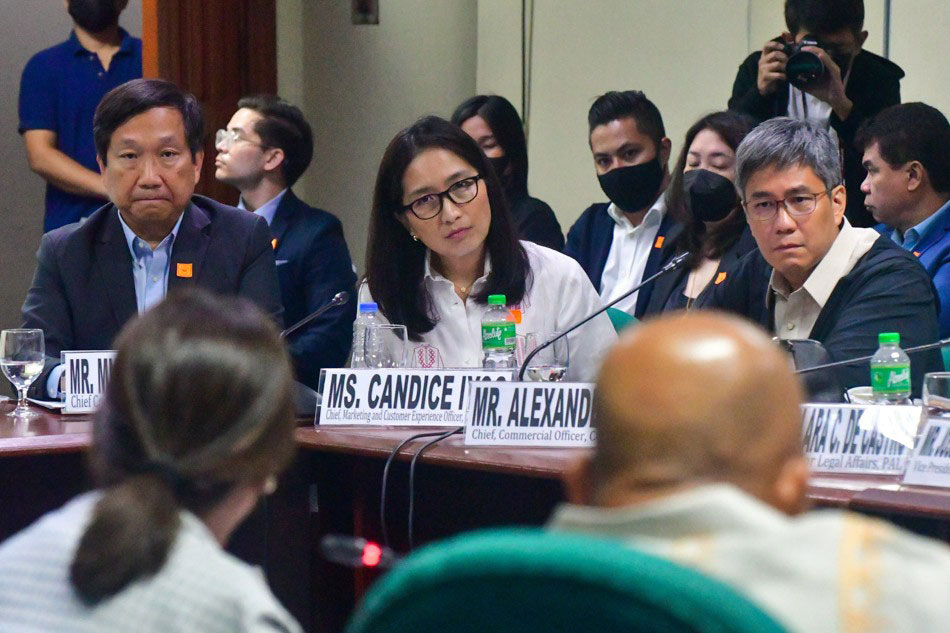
[70,289,296,604]
[236,94,314,187]
[856,103,950,194]
[587,90,665,150]
[785,0,865,36]
[666,111,758,263]
[94,78,204,164]
[450,95,529,200]
[365,116,529,341]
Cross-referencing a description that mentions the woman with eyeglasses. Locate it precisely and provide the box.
[360,116,615,380]
[451,95,564,251]
[642,111,759,315]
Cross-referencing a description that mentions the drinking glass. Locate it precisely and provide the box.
[1,329,45,419]
[523,332,569,382]
[363,324,409,369]
[923,372,950,419]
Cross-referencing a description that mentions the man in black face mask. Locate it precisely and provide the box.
[728,0,903,228]
[19,0,142,233]
[564,90,678,319]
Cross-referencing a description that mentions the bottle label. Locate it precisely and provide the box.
[870,363,911,394]
[482,322,516,350]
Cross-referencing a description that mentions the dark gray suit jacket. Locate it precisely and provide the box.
[22,195,282,396]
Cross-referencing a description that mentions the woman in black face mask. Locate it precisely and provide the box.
[451,95,564,251]
[643,111,758,316]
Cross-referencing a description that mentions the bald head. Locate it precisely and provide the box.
[587,312,807,512]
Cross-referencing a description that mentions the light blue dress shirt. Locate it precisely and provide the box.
[237,188,287,227]
[46,209,185,397]
[118,209,185,313]
[891,200,950,252]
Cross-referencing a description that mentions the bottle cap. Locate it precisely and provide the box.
[878,332,900,344]
[359,302,378,313]
[487,294,507,306]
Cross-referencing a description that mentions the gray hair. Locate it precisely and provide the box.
[735,117,842,199]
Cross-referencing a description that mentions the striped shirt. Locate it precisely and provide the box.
[0,492,301,633]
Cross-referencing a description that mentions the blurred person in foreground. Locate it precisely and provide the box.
[550,311,950,633]
[0,289,301,632]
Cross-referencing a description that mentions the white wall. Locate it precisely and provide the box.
[280,0,478,273]
[0,1,142,329]
[889,0,950,116]
[497,0,752,226]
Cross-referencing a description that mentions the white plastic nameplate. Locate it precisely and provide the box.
[317,368,512,426]
[902,417,950,488]
[464,381,596,447]
[61,350,116,414]
[801,403,921,475]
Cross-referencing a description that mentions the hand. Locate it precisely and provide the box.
[799,46,853,119]
[757,40,788,96]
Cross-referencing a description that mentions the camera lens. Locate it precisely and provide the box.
[786,38,826,89]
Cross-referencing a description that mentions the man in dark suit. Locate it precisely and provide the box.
[857,103,950,337]
[21,79,282,398]
[215,95,356,390]
[703,117,940,396]
[564,90,679,319]
[728,0,904,227]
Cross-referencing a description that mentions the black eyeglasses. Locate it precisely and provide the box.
[743,190,830,221]
[402,175,482,220]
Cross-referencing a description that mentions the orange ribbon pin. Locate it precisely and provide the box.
[715,272,728,285]
[176,263,193,278]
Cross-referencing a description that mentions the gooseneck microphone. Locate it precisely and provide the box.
[280,291,350,339]
[516,252,691,380]
[794,337,950,375]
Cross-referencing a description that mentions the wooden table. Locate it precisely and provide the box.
[290,425,950,632]
[4,405,950,633]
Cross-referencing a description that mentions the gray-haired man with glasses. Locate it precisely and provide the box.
[703,117,940,396]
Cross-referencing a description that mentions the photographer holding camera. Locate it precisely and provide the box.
[729,0,904,227]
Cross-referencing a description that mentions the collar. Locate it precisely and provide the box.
[423,249,492,290]
[607,195,666,232]
[548,483,788,540]
[892,198,950,251]
[68,27,135,56]
[238,188,288,227]
[769,218,878,308]
[117,206,186,261]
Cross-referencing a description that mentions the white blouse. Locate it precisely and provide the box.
[360,241,618,382]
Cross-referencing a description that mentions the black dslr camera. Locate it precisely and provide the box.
[774,35,827,89]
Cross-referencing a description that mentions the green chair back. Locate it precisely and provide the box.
[346,528,788,633]
[606,307,638,333]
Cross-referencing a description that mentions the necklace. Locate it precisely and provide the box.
[455,283,470,298]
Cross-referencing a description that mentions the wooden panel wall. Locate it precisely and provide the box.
[141,0,277,205]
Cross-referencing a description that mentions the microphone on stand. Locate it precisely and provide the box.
[517,252,691,380]
[280,291,350,339]
[794,337,950,375]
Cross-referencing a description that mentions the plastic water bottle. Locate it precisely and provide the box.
[349,302,379,368]
[481,294,517,369]
[870,332,911,404]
